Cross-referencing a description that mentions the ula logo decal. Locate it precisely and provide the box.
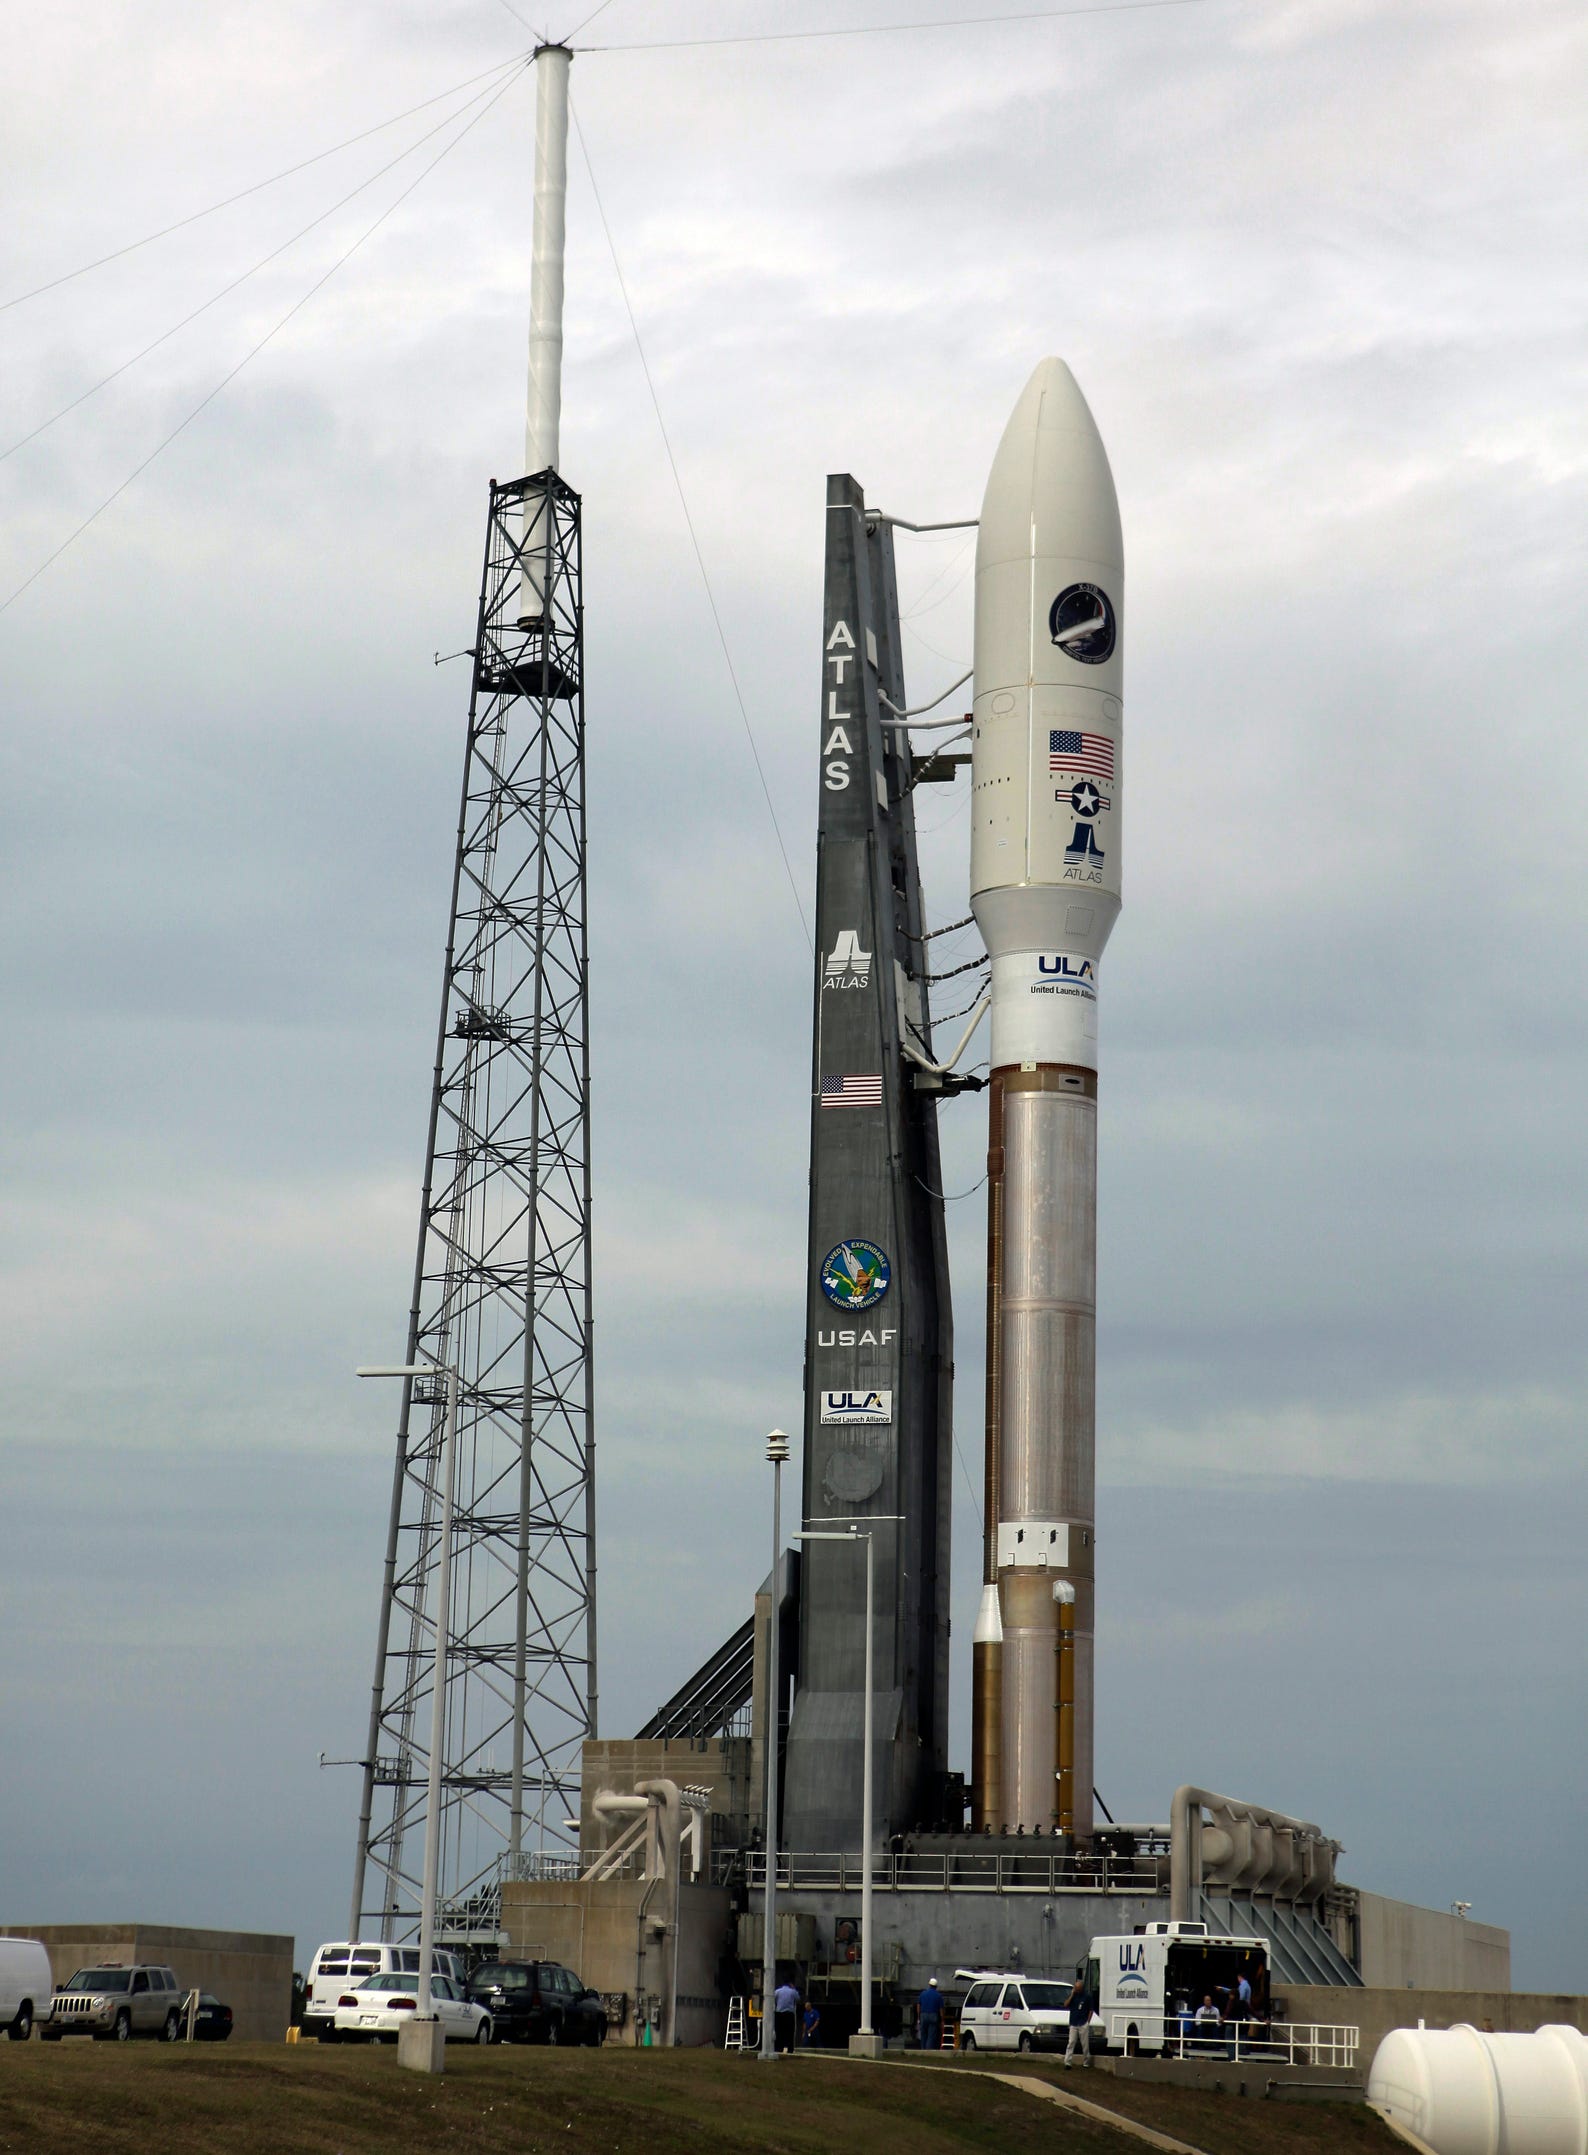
[820,1389,893,1426]
[1038,956,1094,982]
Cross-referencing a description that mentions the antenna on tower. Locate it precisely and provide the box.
[349,40,596,1950]
[519,44,570,631]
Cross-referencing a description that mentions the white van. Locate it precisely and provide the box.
[954,1969,1077,2054]
[302,1941,469,2042]
[0,1939,53,2043]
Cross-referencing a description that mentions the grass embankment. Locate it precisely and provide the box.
[0,2041,1402,2155]
[900,2051,1398,2155]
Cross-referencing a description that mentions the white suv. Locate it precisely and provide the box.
[302,1941,468,2043]
[956,1970,1078,2053]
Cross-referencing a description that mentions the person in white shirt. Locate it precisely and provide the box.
[1064,1972,1095,2068]
[1193,1993,1222,2054]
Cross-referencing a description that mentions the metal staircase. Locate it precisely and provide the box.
[638,1618,755,1742]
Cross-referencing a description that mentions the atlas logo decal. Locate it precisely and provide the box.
[824,930,871,989]
[1056,775,1112,887]
[823,619,857,791]
[1062,779,1111,866]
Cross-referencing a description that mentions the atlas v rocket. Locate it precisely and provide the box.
[779,358,1119,1854]
[971,359,1123,1841]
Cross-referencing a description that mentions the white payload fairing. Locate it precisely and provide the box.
[969,359,1123,1839]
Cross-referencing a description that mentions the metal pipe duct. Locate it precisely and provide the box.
[1170,1785,1339,1922]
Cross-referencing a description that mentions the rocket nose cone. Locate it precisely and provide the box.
[1011,356,1103,448]
[977,356,1121,573]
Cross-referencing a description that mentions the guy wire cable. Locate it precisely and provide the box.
[0,49,533,315]
[579,0,1202,53]
[570,93,812,952]
[0,64,527,618]
[1,63,533,467]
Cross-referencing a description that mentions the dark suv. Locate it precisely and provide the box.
[466,1962,606,2046]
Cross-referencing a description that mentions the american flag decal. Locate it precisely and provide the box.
[821,1073,883,1108]
[1049,729,1115,780]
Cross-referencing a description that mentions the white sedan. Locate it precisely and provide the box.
[332,1972,493,2044]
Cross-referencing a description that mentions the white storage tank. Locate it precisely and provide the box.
[1368,2022,1588,2155]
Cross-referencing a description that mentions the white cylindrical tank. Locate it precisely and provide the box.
[1368,2023,1588,2155]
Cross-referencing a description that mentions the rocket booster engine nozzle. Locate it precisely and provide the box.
[969,360,1122,1840]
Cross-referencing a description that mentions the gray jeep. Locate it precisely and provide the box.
[41,1964,185,2041]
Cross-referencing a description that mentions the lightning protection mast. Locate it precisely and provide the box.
[349,43,595,1947]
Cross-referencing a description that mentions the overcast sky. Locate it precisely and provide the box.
[2,0,1584,1994]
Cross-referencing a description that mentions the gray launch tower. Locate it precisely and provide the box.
[349,47,594,1943]
[779,478,959,1850]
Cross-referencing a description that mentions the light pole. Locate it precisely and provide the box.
[358,1356,459,2074]
[759,1430,789,2062]
[793,1519,898,2057]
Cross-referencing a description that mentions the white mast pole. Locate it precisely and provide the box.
[519,43,571,627]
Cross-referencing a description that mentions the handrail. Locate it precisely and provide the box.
[1101,2011,1359,2068]
[726,1848,1168,1895]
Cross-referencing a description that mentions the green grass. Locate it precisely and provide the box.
[896,2051,1401,2154]
[0,2042,1152,2155]
[0,2042,1408,2155]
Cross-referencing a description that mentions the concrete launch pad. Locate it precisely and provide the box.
[495,1733,1520,2054]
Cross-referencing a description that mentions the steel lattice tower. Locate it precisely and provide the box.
[349,466,595,1943]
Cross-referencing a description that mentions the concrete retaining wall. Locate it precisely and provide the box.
[1275,1986,1588,2074]
[2,1923,293,2042]
[1353,1892,1511,1991]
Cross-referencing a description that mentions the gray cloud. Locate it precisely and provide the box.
[2,0,1584,1993]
